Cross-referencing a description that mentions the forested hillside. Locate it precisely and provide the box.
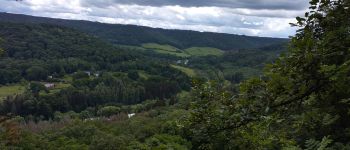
[0,22,192,118]
[0,16,286,149]
[1,0,349,149]
[0,13,287,50]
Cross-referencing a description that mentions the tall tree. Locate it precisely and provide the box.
[0,37,4,57]
[186,0,350,148]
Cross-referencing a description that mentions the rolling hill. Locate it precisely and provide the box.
[0,12,288,50]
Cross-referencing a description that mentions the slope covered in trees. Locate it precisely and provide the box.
[2,0,348,149]
[0,12,287,50]
[186,0,350,148]
[0,22,191,119]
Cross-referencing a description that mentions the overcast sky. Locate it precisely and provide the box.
[0,0,310,38]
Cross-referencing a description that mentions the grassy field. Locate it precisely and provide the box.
[154,49,190,57]
[115,44,147,51]
[0,85,25,100]
[142,43,180,52]
[49,83,71,93]
[184,47,224,56]
[137,43,226,57]
[138,71,150,80]
[142,43,190,57]
[170,65,196,77]
[222,66,261,78]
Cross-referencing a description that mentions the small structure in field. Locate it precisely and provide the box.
[176,59,189,65]
[84,71,91,76]
[128,113,135,118]
[44,83,55,89]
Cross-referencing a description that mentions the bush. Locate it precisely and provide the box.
[25,66,48,81]
[97,106,121,117]
[128,70,139,80]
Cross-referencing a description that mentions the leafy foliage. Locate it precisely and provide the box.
[184,0,350,149]
[0,37,4,57]
[2,0,348,149]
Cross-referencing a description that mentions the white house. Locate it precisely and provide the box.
[44,83,55,89]
[84,71,91,76]
[128,113,135,118]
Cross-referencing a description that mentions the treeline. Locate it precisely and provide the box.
[0,103,192,149]
[0,70,189,119]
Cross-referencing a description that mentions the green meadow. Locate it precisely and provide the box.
[0,85,25,100]
[170,64,196,77]
[184,47,224,56]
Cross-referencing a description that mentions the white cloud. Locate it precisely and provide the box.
[0,0,306,37]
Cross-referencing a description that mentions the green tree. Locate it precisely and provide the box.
[225,72,244,83]
[128,70,140,80]
[258,0,350,142]
[186,0,350,148]
[145,134,191,149]
[0,47,4,57]
[0,69,21,84]
[72,71,89,80]
[0,37,4,57]
[29,82,47,97]
[90,134,127,150]
[97,106,121,117]
[25,66,48,81]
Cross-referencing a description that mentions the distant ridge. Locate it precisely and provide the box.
[0,12,288,50]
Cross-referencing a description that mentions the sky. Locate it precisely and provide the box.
[0,0,310,38]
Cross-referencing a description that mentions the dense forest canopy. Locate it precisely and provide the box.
[0,22,192,119]
[0,0,349,149]
[186,0,350,149]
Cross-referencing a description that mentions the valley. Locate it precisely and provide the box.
[0,0,349,148]
[0,13,287,149]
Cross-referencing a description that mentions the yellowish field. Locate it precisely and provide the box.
[0,85,25,100]
[171,65,196,77]
[138,71,150,80]
[141,43,225,57]
[154,49,190,57]
[142,43,180,52]
[49,83,71,93]
[142,43,190,57]
[184,47,224,56]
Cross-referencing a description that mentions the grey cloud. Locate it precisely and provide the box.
[82,0,309,10]
[0,0,303,37]
[83,5,264,29]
